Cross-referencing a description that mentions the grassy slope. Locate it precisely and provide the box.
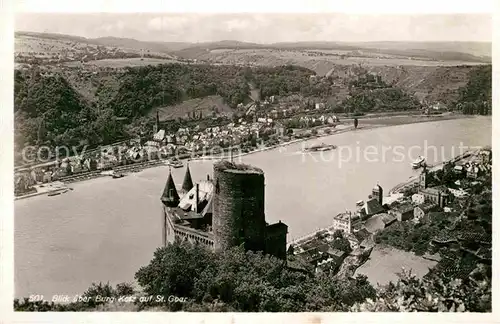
[154,95,234,121]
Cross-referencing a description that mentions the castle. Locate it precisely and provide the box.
[161,161,288,259]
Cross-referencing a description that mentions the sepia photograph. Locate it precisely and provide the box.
[1,0,496,319]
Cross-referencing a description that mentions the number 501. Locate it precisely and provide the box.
[28,295,44,302]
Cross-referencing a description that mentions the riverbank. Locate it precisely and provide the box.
[16,113,475,200]
[192,113,473,161]
[14,117,491,299]
[344,112,473,127]
[14,182,68,200]
[388,148,478,195]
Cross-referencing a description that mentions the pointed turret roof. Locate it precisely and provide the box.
[182,164,194,193]
[161,169,180,206]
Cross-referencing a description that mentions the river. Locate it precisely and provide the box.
[14,116,492,298]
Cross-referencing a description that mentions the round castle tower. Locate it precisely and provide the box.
[212,161,266,252]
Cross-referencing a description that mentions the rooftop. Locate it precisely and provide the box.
[421,186,449,195]
[416,201,438,212]
[364,215,385,234]
[380,213,397,225]
[333,212,352,221]
[266,221,288,233]
[392,202,414,214]
[171,207,206,220]
[182,164,194,192]
[178,180,214,214]
[365,198,385,216]
[161,171,180,205]
[326,247,346,258]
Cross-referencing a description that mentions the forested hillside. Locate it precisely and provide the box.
[14,70,125,152]
[13,64,314,156]
[456,65,492,115]
[13,63,492,165]
[343,73,421,113]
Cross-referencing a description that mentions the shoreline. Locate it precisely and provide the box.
[388,148,477,195]
[15,182,68,201]
[190,114,475,161]
[15,113,478,201]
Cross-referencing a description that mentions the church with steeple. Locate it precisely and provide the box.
[417,165,450,208]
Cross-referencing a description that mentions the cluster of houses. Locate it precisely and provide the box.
[149,116,287,153]
[289,147,492,274]
[13,138,162,193]
[15,96,341,194]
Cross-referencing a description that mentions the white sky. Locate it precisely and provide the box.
[15,12,492,43]
[13,0,494,43]
[14,0,494,14]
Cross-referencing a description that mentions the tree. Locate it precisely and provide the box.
[333,230,344,240]
[135,241,216,300]
[351,267,491,312]
[331,236,352,254]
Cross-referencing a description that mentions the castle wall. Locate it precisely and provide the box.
[163,207,214,248]
[213,162,266,252]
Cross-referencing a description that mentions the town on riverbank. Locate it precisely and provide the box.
[286,146,492,285]
[14,110,474,200]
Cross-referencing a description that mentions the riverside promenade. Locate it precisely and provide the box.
[388,149,477,195]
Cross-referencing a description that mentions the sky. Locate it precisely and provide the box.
[14,13,492,43]
[12,0,494,43]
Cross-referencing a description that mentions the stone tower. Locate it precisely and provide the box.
[372,183,383,206]
[419,165,429,190]
[212,161,266,253]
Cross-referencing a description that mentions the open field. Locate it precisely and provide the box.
[64,57,181,68]
[177,48,487,76]
[355,244,438,286]
[15,33,176,65]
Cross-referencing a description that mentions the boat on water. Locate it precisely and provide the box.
[112,173,125,179]
[165,159,183,168]
[47,191,61,197]
[303,143,337,152]
[412,156,426,169]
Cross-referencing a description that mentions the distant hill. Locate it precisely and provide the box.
[91,36,191,53]
[15,31,179,65]
[15,31,89,43]
[348,41,491,58]
[15,31,491,63]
